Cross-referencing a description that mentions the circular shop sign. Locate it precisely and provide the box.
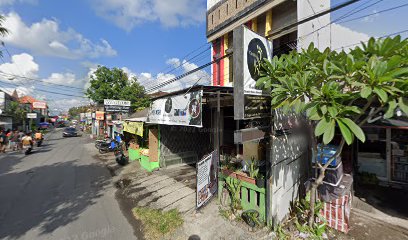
[247,38,267,81]
[188,98,201,119]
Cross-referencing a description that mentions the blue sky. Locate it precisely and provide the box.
[0,0,407,114]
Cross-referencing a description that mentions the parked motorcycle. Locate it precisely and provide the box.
[114,144,128,166]
[98,139,122,154]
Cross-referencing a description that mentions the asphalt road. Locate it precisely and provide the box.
[0,129,137,240]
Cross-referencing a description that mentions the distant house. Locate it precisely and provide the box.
[0,90,15,130]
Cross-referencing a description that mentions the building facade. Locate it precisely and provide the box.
[206,0,331,225]
[207,0,330,86]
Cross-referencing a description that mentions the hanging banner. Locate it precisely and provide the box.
[233,25,272,120]
[95,111,104,120]
[147,90,203,127]
[196,150,219,209]
[123,121,144,137]
[104,99,131,113]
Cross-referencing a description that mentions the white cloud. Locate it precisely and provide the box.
[137,58,211,92]
[0,53,39,81]
[362,10,380,23]
[42,72,77,85]
[0,0,36,6]
[331,23,371,51]
[2,12,117,59]
[91,0,206,31]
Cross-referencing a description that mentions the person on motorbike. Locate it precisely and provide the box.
[22,132,33,149]
[35,129,43,141]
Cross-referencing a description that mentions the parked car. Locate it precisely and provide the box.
[63,127,78,137]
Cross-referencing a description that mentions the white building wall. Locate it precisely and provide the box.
[297,0,331,51]
[207,0,222,10]
[267,110,309,225]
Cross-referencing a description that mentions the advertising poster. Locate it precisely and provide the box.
[233,25,273,119]
[196,150,218,209]
[95,111,104,120]
[147,90,203,127]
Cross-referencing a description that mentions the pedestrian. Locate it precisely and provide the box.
[5,129,11,150]
[10,130,19,151]
[18,130,24,151]
[0,129,6,153]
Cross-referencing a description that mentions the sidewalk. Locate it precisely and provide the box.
[88,143,270,240]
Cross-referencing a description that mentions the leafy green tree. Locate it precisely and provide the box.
[257,36,408,227]
[86,66,150,111]
[68,105,91,118]
[0,15,9,57]
[5,101,27,127]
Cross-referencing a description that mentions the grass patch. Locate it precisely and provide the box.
[132,207,184,240]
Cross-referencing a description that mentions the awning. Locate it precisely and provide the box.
[123,121,144,137]
[125,117,147,122]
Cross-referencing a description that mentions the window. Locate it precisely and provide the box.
[236,0,238,9]
[227,4,229,15]
[212,14,214,25]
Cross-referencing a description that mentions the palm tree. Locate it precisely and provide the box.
[0,15,9,37]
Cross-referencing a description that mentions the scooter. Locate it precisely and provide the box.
[23,144,33,155]
[114,143,128,166]
[36,138,43,147]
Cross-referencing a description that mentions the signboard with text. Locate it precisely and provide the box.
[196,150,218,209]
[233,25,272,119]
[27,113,37,119]
[104,99,131,113]
[147,90,203,127]
[32,101,47,109]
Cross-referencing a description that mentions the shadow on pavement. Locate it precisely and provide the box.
[354,183,408,220]
[0,160,111,239]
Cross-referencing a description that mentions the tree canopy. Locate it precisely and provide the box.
[68,105,91,118]
[256,36,408,228]
[257,36,408,146]
[86,66,150,111]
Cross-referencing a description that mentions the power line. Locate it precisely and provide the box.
[145,0,369,93]
[0,79,87,98]
[266,0,363,39]
[270,0,386,56]
[0,71,85,91]
[337,2,408,24]
[154,42,210,74]
[146,54,230,93]
[335,28,408,51]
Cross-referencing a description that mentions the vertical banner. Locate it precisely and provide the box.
[233,25,273,119]
[196,150,219,209]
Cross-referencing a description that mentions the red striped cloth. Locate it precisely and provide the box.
[318,193,352,233]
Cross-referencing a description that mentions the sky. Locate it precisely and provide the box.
[0,0,407,114]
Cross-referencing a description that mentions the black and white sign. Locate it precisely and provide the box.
[104,99,131,113]
[244,95,271,119]
[147,90,203,127]
[233,25,273,119]
[196,150,218,209]
[27,113,37,119]
[104,99,131,106]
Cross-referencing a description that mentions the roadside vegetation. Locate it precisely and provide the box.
[132,207,184,240]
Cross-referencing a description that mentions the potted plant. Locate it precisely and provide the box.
[255,175,265,188]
